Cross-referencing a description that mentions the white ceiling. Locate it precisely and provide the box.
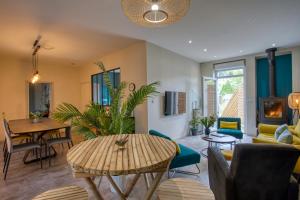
[0,0,300,64]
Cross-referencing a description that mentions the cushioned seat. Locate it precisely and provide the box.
[170,144,200,169]
[217,117,244,139]
[217,129,243,139]
[149,129,201,175]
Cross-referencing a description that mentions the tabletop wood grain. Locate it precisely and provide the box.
[32,185,88,200]
[67,134,176,176]
[8,118,69,134]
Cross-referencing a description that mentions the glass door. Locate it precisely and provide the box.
[215,67,245,128]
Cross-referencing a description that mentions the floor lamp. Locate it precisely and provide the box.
[288,92,300,124]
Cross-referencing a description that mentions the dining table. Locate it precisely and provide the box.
[8,118,70,163]
[67,134,176,200]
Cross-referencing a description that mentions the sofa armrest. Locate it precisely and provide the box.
[208,147,233,200]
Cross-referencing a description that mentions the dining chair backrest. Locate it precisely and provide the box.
[2,119,13,153]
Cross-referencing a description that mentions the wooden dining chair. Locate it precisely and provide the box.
[2,119,42,180]
[45,126,73,166]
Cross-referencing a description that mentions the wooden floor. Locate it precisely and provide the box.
[0,134,268,200]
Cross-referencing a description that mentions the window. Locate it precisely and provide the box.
[91,68,120,105]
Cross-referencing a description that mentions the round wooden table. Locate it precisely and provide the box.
[157,178,215,200]
[67,134,176,200]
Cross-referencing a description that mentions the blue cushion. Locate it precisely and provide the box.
[149,129,172,140]
[217,129,243,139]
[170,144,201,169]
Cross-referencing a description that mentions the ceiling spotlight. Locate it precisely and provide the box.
[213,55,217,58]
[203,48,208,52]
[239,50,244,53]
[188,40,192,44]
[272,43,276,47]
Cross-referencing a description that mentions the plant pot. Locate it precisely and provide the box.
[191,128,198,136]
[205,127,210,136]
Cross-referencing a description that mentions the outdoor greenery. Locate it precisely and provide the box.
[219,76,243,96]
[52,62,159,139]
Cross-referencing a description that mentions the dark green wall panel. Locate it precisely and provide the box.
[256,54,292,122]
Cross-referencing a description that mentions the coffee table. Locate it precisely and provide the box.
[201,132,237,158]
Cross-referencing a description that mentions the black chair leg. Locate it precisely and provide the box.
[48,146,51,167]
[45,144,48,158]
[3,152,9,173]
[3,147,7,161]
[71,141,74,147]
[3,138,6,152]
[39,148,42,169]
[67,142,70,149]
[4,153,11,180]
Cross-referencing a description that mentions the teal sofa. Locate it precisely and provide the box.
[217,117,243,139]
[149,129,201,175]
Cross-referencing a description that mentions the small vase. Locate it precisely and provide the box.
[205,127,210,136]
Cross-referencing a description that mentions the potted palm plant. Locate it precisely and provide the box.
[200,115,216,136]
[52,61,159,139]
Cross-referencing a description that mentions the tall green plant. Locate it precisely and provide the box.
[52,62,159,139]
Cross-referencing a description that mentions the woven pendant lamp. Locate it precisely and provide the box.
[121,0,190,27]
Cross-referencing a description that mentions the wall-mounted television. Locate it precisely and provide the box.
[164,91,186,116]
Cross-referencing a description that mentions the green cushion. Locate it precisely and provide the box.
[217,129,243,139]
[149,130,172,140]
[170,144,200,169]
[277,129,293,144]
[274,124,288,139]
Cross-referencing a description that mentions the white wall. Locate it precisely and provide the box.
[200,46,300,136]
[146,43,201,139]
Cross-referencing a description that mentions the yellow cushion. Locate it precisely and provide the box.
[220,121,238,130]
[258,123,278,135]
[292,135,300,145]
[221,150,233,161]
[172,141,181,154]
[294,119,300,137]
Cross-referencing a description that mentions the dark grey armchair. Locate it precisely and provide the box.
[208,143,300,200]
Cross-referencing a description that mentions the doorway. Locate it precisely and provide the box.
[28,83,52,117]
[215,67,245,128]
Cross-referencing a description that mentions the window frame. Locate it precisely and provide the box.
[91,68,120,106]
